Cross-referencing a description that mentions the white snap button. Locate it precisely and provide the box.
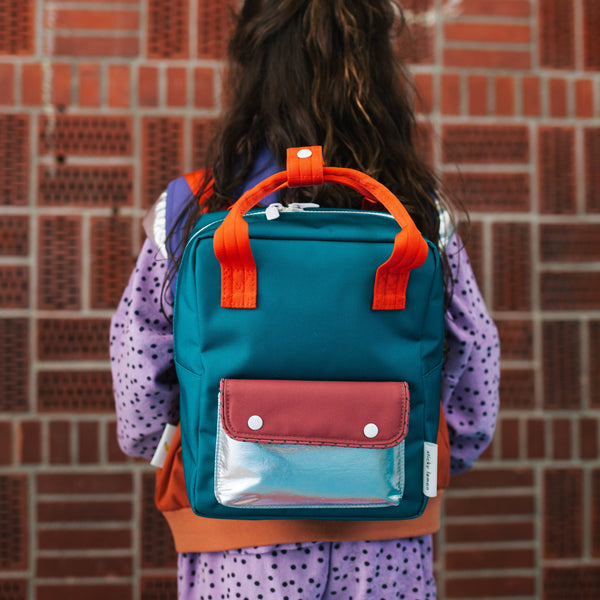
[363,423,379,439]
[247,415,263,431]
[297,148,313,159]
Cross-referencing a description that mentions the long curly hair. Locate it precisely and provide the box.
[168,0,453,269]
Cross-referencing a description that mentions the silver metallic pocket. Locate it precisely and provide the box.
[213,379,410,509]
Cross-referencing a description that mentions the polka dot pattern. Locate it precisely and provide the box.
[178,539,435,600]
[109,238,180,460]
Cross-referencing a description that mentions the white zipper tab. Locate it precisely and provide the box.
[265,203,283,220]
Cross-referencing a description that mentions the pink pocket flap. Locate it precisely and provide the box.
[220,379,409,449]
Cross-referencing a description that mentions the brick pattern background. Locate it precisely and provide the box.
[0,0,599,598]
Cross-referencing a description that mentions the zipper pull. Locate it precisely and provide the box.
[265,203,283,220]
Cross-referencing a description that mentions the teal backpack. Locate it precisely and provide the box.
[173,146,445,521]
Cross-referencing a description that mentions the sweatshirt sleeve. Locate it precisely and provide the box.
[109,237,179,460]
[441,234,500,476]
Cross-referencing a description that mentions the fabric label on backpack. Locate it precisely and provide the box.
[423,442,438,497]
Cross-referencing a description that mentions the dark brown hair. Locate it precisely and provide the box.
[168,0,454,271]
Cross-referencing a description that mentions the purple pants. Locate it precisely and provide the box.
[178,538,435,600]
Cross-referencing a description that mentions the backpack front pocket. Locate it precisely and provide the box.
[214,379,409,509]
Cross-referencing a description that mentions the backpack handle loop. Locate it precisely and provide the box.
[213,146,429,310]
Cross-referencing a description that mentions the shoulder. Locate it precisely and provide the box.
[142,171,207,258]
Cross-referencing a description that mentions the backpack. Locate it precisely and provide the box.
[172,146,446,521]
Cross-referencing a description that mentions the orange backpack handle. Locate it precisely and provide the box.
[213,146,429,310]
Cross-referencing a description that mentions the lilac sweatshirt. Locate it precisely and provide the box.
[110,215,499,599]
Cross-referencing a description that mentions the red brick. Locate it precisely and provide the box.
[37,556,132,578]
[452,467,534,489]
[37,472,132,495]
[38,165,133,207]
[583,0,600,71]
[544,567,600,599]
[544,468,583,558]
[21,63,42,105]
[494,76,515,116]
[444,48,530,70]
[575,79,594,118]
[467,74,488,115]
[446,576,535,598]
[527,418,546,459]
[492,222,531,311]
[458,0,530,18]
[414,72,433,114]
[541,224,600,262]
[501,417,520,460]
[18,421,41,464]
[0,0,34,55]
[541,272,600,310]
[142,117,185,207]
[549,77,568,117]
[591,322,600,408]
[0,318,29,412]
[167,67,187,107]
[0,422,13,465]
[38,528,131,551]
[197,0,231,59]
[37,318,110,360]
[496,320,533,360]
[138,65,159,107]
[445,548,534,571]
[522,75,541,116]
[444,22,530,44]
[194,67,215,108]
[445,494,535,518]
[51,9,139,30]
[77,63,101,107]
[543,321,581,409]
[0,63,14,104]
[443,124,529,164]
[539,127,576,214]
[0,266,29,308]
[444,172,530,213]
[38,371,114,413]
[499,369,535,410]
[147,0,189,59]
[585,128,600,212]
[441,73,461,115]
[37,215,81,310]
[39,115,133,156]
[108,64,131,108]
[107,420,129,463]
[579,418,598,459]
[0,581,27,598]
[552,419,572,460]
[37,500,132,523]
[51,63,73,107]
[0,475,28,570]
[0,216,28,256]
[77,422,99,464]
[49,421,71,465]
[539,0,575,69]
[54,36,139,58]
[446,521,534,544]
[414,122,433,166]
[90,216,134,309]
[37,584,132,600]
[141,578,178,600]
[594,469,600,556]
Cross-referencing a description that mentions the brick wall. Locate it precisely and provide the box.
[0,0,599,598]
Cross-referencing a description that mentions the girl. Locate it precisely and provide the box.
[110,1,500,598]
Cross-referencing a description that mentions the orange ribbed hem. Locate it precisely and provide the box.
[162,492,444,553]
